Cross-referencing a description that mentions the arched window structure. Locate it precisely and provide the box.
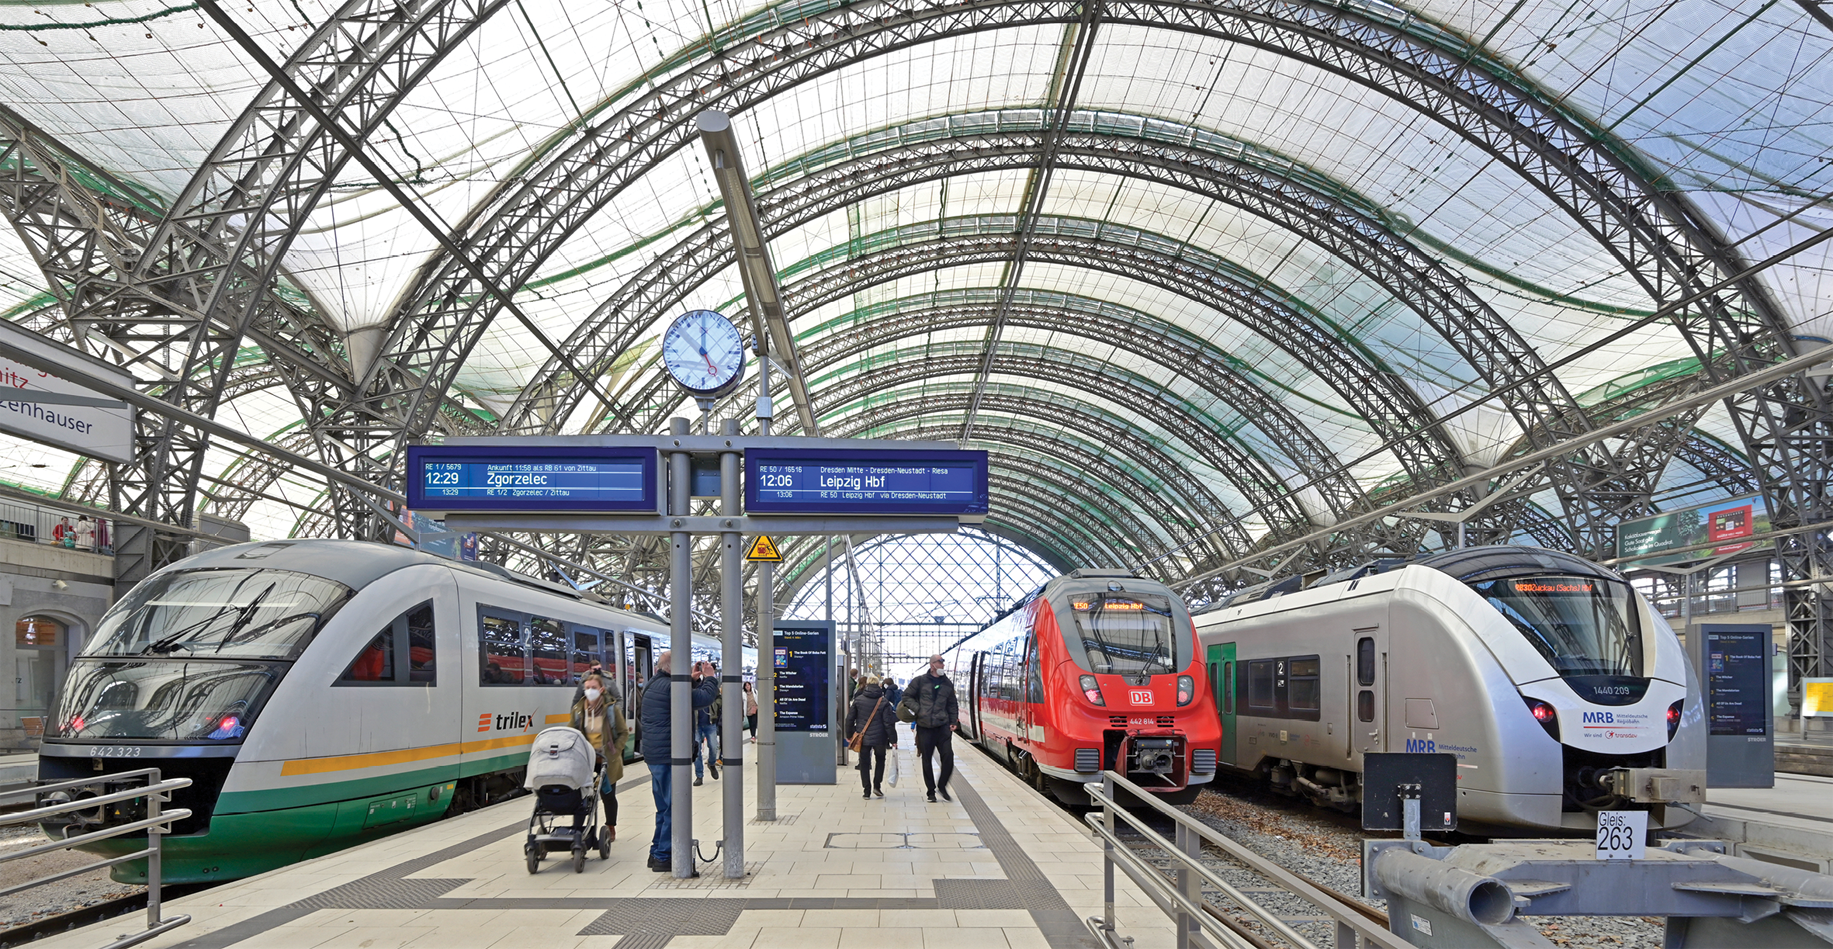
[785,529,1057,674]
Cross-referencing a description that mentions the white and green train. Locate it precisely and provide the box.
[38,539,738,883]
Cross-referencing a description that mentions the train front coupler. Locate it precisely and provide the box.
[1122,734,1187,788]
[1597,767,1706,806]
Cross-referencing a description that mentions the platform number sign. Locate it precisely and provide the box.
[1595,810,1647,860]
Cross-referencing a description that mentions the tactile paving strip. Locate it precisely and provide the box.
[645,861,766,888]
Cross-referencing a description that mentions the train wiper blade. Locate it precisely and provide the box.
[212,585,275,654]
[145,603,239,654]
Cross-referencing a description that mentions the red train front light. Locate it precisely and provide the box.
[1079,674,1105,706]
[1667,700,1683,739]
[1176,675,1194,707]
[1523,696,1558,740]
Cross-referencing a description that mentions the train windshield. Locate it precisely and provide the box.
[87,568,353,661]
[1469,575,1643,677]
[52,659,279,741]
[1064,592,1185,675]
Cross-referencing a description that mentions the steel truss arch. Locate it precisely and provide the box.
[511,113,1468,497]
[350,0,1800,554]
[794,336,1310,532]
[843,383,1249,560]
[765,277,1367,521]
[872,415,1228,570]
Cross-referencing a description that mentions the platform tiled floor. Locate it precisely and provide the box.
[41,742,1177,949]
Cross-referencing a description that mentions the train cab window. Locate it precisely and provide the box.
[528,617,568,685]
[340,629,394,682]
[339,601,435,685]
[1024,634,1044,704]
[1357,637,1375,686]
[1288,656,1321,713]
[1246,660,1275,710]
[479,611,527,685]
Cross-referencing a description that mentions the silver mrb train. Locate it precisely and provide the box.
[1195,546,1705,832]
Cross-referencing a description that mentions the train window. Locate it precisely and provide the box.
[1024,634,1044,704]
[1357,637,1375,686]
[405,604,436,683]
[339,629,394,683]
[1358,689,1375,722]
[1246,660,1276,709]
[339,601,434,685]
[1288,656,1321,714]
[479,611,527,685]
[571,627,600,685]
[528,617,568,685]
[1468,575,1643,677]
[1064,591,1184,675]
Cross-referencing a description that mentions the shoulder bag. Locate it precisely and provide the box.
[848,696,885,752]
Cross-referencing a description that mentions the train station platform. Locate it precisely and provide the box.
[35,744,1173,949]
[1694,771,1833,874]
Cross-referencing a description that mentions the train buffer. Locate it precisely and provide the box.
[1363,837,1833,948]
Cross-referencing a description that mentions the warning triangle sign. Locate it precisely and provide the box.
[745,535,783,562]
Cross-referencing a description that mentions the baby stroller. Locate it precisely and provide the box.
[523,726,610,873]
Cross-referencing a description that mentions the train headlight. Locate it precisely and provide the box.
[1667,700,1683,740]
[1176,675,1194,707]
[1523,696,1558,740]
[1079,674,1106,706]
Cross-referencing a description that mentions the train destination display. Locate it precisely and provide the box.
[406,445,657,512]
[745,448,989,515]
[772,623,831,733]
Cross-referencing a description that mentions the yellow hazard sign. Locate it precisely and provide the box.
[745,535,783,562]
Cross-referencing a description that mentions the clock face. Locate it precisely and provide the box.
[661,309,745,395]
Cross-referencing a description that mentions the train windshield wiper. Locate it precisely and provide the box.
[144,602,240,654]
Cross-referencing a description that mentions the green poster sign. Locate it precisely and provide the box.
[1615,494,1770,567]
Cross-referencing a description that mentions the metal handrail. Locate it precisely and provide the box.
[0,768,194,949]
[1084,772,1411,949]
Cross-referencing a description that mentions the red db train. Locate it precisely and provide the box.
[944,569,1220,805]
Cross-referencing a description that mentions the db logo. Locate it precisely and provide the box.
[1129,689,1154,705]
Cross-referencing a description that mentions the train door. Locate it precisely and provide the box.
[1019,631,1039,745]
[967,652,985,740]
[1352,627,1384,756]
[1208,642,1236,766]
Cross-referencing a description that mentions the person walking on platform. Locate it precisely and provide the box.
[639,651,717,873]
[693,662,722,786]
[900,655,958,803]
[744,681,759,741]
[848,675,894,798]
[570,672,628,841]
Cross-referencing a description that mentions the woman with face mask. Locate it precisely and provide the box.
[570,672,629,841]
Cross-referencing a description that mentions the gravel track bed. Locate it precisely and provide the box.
[1112,783,1665,948]
[0,824,143,933]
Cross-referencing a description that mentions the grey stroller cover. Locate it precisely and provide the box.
[524,726,595,791]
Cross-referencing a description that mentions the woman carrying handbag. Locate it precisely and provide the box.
[846,675,893,799]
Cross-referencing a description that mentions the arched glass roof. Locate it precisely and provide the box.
[0,0,1828,593]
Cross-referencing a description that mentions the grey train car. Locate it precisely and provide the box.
[1195,546,1705,832]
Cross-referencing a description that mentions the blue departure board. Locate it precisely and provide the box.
[745,448,989,515]
[773,623,832,733]
[406,445,658,512]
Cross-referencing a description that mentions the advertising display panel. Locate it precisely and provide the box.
[771,620,837,785]
[1616,494,1770,566]
[1693,623,1774,788]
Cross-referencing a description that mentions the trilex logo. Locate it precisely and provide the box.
[477,711,535,733]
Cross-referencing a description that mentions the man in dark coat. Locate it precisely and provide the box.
[640,651,717,873]
[847,676,895,798]
[908,655,958,802]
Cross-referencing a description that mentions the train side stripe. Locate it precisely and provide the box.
[278,734,541,777]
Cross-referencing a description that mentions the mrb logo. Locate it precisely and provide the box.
[476,711,535,733]
[1405,738,1436,753]
[1583,711,1614,725]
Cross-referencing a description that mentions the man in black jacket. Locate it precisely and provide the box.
[909,655,959,802]
[640,651,717,873]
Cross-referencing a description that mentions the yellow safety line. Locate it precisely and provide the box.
[278,733,540,777]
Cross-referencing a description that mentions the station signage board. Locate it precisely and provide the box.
[405,445,658,513]
[772,622,831,733]
[744,448,989,516]
[0,320,135,464]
